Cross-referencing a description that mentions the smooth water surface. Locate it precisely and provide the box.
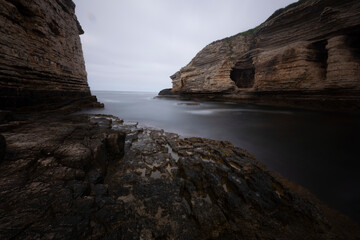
[83,91,360,222]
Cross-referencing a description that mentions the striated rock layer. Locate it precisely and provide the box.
[169,0,360,112]
[0,0,98,110]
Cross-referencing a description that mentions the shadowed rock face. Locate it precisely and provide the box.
[170,0,360,112]
[0,113,359,239]
[0,0,97,110]
[0,135,5,163]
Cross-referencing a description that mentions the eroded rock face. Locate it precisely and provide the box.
[0,113,358,239]
[0,0,96,110]
[171,0,360,112]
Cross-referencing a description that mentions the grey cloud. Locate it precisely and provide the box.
[74,0,296,92]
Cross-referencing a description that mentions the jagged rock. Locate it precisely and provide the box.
[158,88,176,96]
[169,0,360,112]
[0,134,5,162]
[0,0,100,110]
[0,113,358,239]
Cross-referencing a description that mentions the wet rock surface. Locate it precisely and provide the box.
[0,113,359,239]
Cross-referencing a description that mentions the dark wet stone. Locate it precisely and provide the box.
[87,169,104,184]
[0,134,5,162]
[0,113,358,239]
[158,88,174,96]
[0,110,13,123]
[91,184,108,196]
[106,132,126,160]
[68,180,90,198]
[54,143,92,169]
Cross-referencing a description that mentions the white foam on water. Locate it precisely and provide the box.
[186,109,241,115]
[186,108,293,116]
[186,109,216,115]
[101,98,122,103]
[238,109,293,115]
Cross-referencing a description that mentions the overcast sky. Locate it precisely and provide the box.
[73,0,296,92]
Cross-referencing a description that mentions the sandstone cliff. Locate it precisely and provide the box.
[0,0,97,110]
[169,0,360,112]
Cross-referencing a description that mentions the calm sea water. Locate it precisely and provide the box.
[83,91,360,222]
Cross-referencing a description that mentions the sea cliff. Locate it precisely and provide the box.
[167,0,360,112]
[0,0,359,239]
[0,0,100,110]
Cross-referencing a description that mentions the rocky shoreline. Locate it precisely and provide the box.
[167,0,360,113]
[1,0,360,238]
[157,90,360,114]
[0,109,359,239]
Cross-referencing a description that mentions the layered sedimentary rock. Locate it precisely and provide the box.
[0,0,97,110]
[0,113,359,239]
[169,0,360,111]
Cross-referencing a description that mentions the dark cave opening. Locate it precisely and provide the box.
[347,32,360,60]
[230,60,255,88]
[312,40,328,79]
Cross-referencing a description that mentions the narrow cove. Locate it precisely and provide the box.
[83,90,360,222]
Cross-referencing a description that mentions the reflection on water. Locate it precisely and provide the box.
[83,91,360,222]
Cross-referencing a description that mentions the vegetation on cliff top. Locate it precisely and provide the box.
[211,0,309,45]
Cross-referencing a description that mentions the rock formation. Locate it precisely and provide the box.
[0,113,359,239]
[169,0,360,112]
[1,0,359,238]
[158,88,174,96]
[0,0,99,110]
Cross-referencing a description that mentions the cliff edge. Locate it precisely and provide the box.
[169,0,360,112]
[0,0,100,110]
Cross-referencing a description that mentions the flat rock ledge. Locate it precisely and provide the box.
[0,113,358,239]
